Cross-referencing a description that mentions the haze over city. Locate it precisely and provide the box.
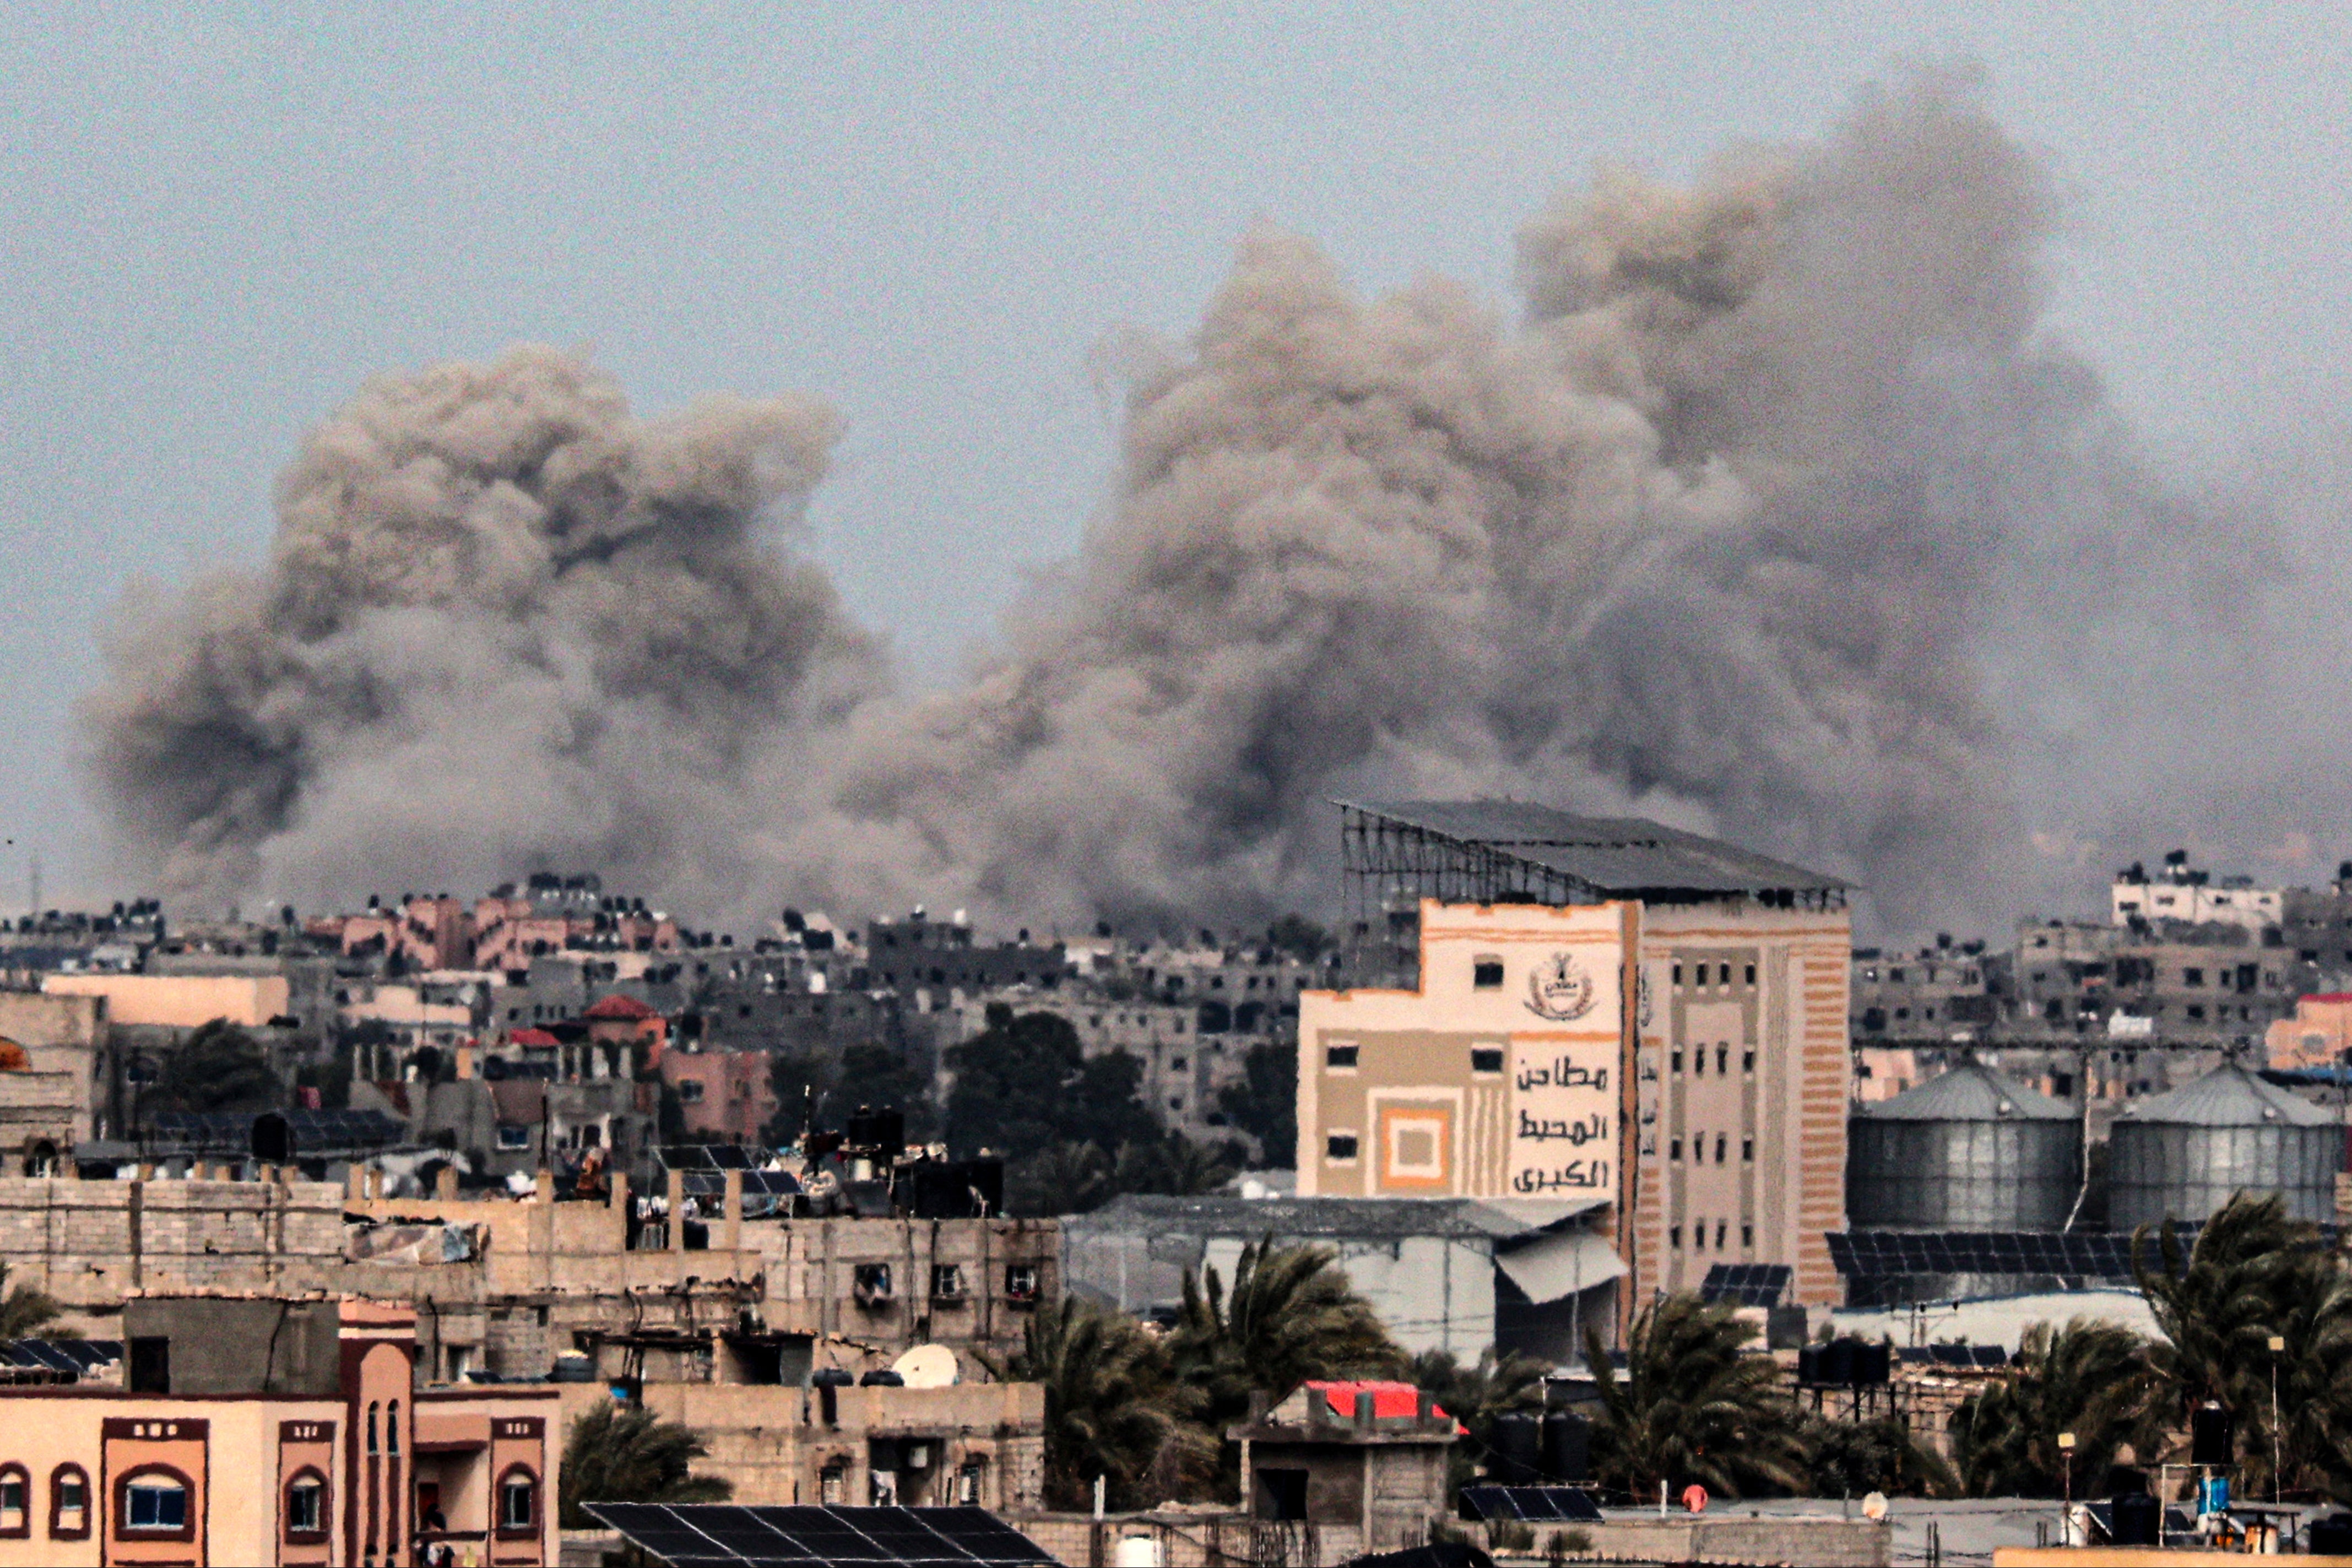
[6,6,2350,942]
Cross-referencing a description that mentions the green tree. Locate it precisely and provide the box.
[1170,1238,1403,1444]
[759,1050,831,1147]
[1949,1319,2159,1498]
[0,1261,63,1340]
[1406,1347,1548,1492]
[1585,1293,1807,1502]
[1803,1413,1956,1499]
[945,1007,1157,1162]
[1114,1134,1240,1198]
[153,1018,280,1114]
[1265,915,1334,964]
[1006,1142,1117,1219]
[985,1294,1196,1510]
[559,1402,731,1527]
[2136,1191,2352,1495]
[1217,1042,1297,1167]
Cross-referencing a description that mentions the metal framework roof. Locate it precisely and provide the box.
[1334,798,1846,911]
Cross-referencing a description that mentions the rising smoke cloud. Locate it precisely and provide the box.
[81,71,2282,935]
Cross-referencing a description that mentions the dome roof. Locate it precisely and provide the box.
[2116,1062,2333,1128]
[1857,1061,2074,1122]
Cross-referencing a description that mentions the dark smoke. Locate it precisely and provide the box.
[82,72,2290,935]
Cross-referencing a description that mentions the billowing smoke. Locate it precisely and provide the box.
[82,72,2288,935]
[83,349,883,911]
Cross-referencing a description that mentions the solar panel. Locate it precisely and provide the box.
[586,1505,1055,1567]
[1457,1486,1602,1524]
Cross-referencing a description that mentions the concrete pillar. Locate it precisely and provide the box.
[723,1168,743,1255]
[436,1164,458,1200]
[346,1164,366,1201]
[666,1168,685,1252]
[455,1044,476,1081]
[534,1169,555,1204]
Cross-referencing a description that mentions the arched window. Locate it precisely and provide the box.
[50,1464,89,1539]
[283,1468,328,1542]
[367,1401,380,1454]
[116,1466,193,1542]
[0,1464,27,1537]
[495,1466,538,1538]
[387,1400,400,1455]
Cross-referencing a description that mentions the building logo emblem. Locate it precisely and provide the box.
[1526,951,1596,1021]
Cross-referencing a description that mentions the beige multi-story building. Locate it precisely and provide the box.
[1298,802,1852,1323]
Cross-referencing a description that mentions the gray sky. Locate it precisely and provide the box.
[5,2,2348,912]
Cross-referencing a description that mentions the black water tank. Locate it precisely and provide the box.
[2308,1515,2352,1555]
[1489,1413,1541,1483]
[1820,1338,1856,1387]
[847,1106,904,1155]
[2110,1491,2160,1547]
[1540,1410,1590,1484]
[2191,1402,2232,1466]
[1852,1341,1890,1387]
[251,1112,293,1165]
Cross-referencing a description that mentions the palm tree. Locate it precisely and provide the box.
[1804,1413,1957,1499]
[1584,1293,1807,1502]
[1170,1238,1403,1440]
[1114,1135,1239,1197]
[986,1293,1195,1510]
[1007,1142,1115,1218]
[558,1403,732,1527]
[1407,1347,1548,1493]
[0,1262,62,1341]
[2136,1191,2352,1496]
[1950,1319,2159,1498]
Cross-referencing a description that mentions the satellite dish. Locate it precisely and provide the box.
[1862,1491,1889,1521]
[892,1344,958,1388]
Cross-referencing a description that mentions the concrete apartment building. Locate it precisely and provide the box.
[0,991,102,1174]
[1297,801,1851,1316]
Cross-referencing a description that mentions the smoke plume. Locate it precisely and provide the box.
[82,71,2289,935]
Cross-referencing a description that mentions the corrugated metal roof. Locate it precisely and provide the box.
[1858,1062,2075,1123]
[1335,798,1846,897]
[2117,1062,2334,1128]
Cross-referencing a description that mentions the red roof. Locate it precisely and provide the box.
[583,994,658,1021]
[510,1027,560,1048]
[2308,994,2352,1006]
[1303,1380,1447,1421]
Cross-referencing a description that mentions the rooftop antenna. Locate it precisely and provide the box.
[25,850,37,924]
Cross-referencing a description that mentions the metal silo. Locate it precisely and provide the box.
[2107,1064,2342,1231]
[1847,1062,2081,1231]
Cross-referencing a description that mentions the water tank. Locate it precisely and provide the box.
[2107,1064,2340,1231]
[1846,1063,2080,1230]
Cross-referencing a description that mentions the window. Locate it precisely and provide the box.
[1668,1137,1682,1160]
[1671,963,1682,985]
[120,1470,189,1535]
[497,1467,538,1536]
[387,1399,400,1454]
[1741,1224,1754,1248]
[1671,1049,1684,1073]
[1005,1263,1039,1300]
[0,1466,23,1537]
[1326,1133,1359,1162]
[1324,1043,1357,1070]
[1668,1225,1682,1249]
[1715,1220,1727,1248]
[1694,1049,1705,1077]
[853,1263,894,1301]
[678,1079,705,1103]
[367,1401,380,1454]
[1717,964,1731,985]
[1470,1046,1504,1074]
[497,1124,530,1149]
[1744,964,1756,985]
[50,1465,88,1539]
[1716,1046,1728,1075]
[820,1462,847,1505]
[1742,1049,1755,1073]
[1714,1135,1726,1164]
[957,1461,985,1507]
[284,1471,327,1540]
[1741,1138,1754,1163]
[931,1263,966,1300]
[2184,967,2205,987]
[1472,958,1504,989]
